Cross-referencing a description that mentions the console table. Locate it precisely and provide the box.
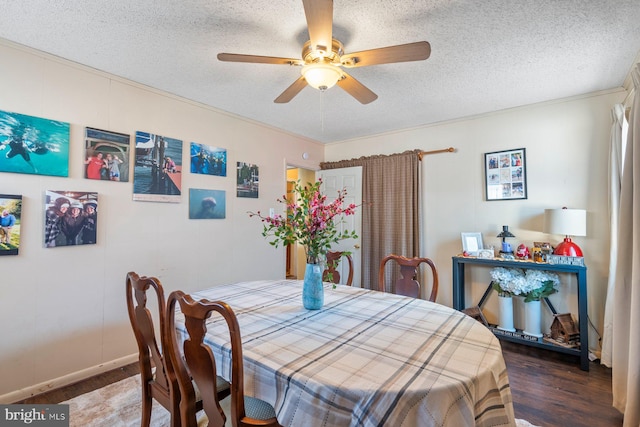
[452,256,589,371]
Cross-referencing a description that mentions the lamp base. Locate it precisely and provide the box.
[553,237,583,257]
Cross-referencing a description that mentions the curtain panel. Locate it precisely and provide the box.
[610,64,640,427]
[601,103,626,367]
[320,150,421,292]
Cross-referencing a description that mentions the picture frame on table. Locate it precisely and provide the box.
[485,148,527,201]
[478,248,495,259]
[461,232,484,256]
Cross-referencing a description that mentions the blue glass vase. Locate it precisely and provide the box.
[302,263,324,310]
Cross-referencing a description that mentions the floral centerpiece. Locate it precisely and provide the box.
[490,267,560,301]
[490,267,561,335]
[523,269,560,302]
[248,179,358,264]
[249,179,358,309]
[490,267,526,297]
[490,267,525,332]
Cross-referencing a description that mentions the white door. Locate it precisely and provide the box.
[317,166,363,287]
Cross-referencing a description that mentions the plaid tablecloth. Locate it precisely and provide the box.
[177,280,515,427]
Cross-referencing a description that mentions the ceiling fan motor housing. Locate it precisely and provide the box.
[302,38,344,64]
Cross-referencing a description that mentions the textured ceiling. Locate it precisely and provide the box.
[1,0,640,143]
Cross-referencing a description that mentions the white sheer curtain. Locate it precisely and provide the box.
[610,63,640,427]
[601,103,626,367]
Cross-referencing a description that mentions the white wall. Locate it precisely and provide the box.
[0,39,324,400]
[0,36,625,400]
[325,89,625,358]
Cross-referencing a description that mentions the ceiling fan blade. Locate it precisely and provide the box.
[302,0,333,52]
[340,41,431,68]
[336,72,378,104]
[218,53,304,66]
[274,76,308,103]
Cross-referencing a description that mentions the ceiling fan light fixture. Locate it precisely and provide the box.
[301,63,342,91]
[218,3,430,104]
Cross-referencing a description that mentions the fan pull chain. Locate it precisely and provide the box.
[320,90,325,133]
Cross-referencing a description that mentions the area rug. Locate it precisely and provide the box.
[62,374,537,426]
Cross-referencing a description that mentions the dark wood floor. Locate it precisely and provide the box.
[16,342,623,426]
[15,363,140,405]
[502,341,623,427]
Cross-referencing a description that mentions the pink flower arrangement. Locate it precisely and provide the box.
[249,179,358,264]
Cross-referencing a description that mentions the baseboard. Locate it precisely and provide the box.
[0,353,138,404]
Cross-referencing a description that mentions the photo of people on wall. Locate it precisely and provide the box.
[485,148,527,201]
[44,190,98,248]
[190,143,227,177]
[0,194,22,256]
[0,109,69,177]
[84,127,131,182]
[133,131,182,203]
[237,162,259,198]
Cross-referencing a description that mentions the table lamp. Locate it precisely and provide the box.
[544,207,586,256]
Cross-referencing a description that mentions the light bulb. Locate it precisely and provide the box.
[301,63,342,91]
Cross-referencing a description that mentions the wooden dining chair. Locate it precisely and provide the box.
[322,251,354,286]
[378,254,439,301]
[165,290,282,427]
[126,272,229,427]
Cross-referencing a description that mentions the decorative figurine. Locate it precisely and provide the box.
[516,244,530,260]
[497,225,515,259]
[532,247,543,262]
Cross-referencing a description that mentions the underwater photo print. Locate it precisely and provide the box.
[190,142,227,176]
[189,188,226,219]
[0,194,22,256]
[0,110,69,177]
[84,127,131,182]
[44,190,98,248]
[133,131,182,203]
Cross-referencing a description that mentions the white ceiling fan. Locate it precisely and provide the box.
[217,0,431,104]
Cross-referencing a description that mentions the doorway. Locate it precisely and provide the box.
[285,166,315,279]
[285,165,363,286]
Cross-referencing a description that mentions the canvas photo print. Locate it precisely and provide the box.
[44,191,98,248]
[189,188,226,219]
[190,143,227,176]
[0,194,22,256]
[0,109,69,177]
[133,131,182,203]
[84,127,131,182]
[236,162,259,198]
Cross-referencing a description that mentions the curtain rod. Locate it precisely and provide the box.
[417,147,456,160]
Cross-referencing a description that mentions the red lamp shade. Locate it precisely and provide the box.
[553,237,583,256]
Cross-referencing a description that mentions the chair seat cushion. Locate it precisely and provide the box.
[192,375,230,400]
[201,395,277,425]
[152,368,230,401]
[215,376,230,394]
[244,396,277,420]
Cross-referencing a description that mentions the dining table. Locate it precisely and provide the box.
[174,280,516,427]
